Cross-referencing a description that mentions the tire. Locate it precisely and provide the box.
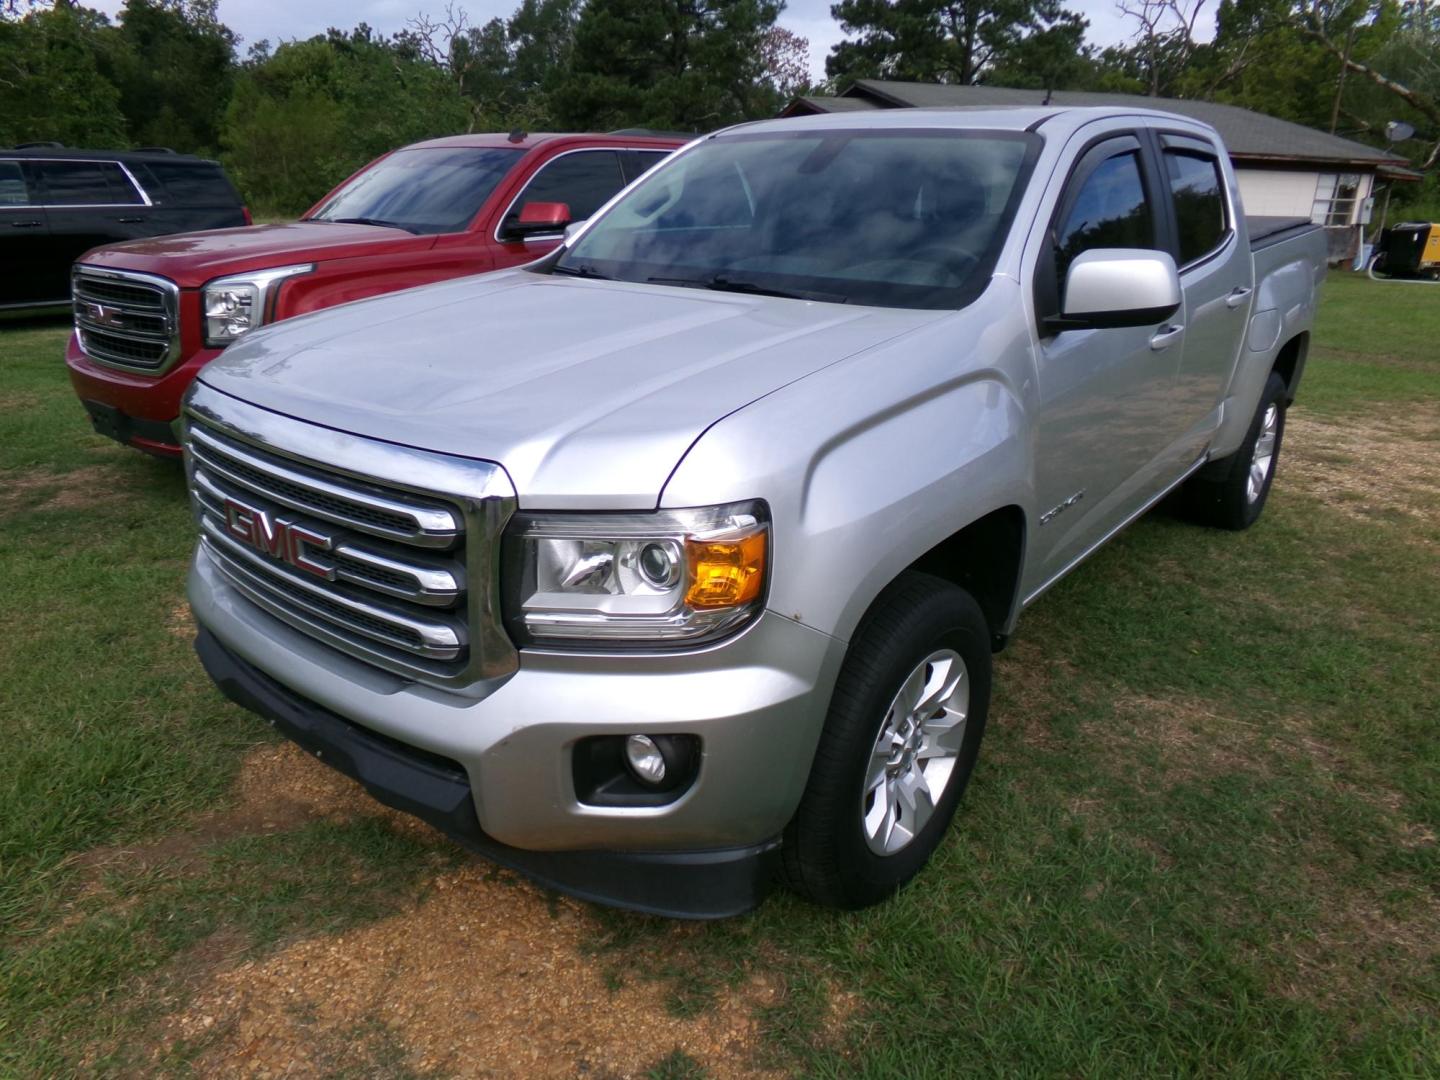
[780,572,991,908]
[1182,370,1288,531]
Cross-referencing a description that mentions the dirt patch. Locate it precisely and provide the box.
[1271,860,1440,1010]
[68,743,391,882]
[0,390,42,412]
[0,463,133,515]
[160,864,787,1079]
[1285,406,1440,530]
[1100,692,1267,783]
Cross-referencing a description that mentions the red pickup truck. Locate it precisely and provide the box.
[65,131,684,456]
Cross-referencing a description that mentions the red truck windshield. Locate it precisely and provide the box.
[307,147,523,235]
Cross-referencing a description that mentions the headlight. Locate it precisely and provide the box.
[504,501,769,647]
[202,264,313,346]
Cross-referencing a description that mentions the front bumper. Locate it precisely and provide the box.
[66,332,224,456]
[189,545,846,910]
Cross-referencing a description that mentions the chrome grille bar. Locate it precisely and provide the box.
[188,424,460,547]
[200,520,464,660]
[183,388,518,687]
[72,266,179,373]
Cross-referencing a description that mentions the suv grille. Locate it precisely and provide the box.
[186,413,504,684]
[73,267,179,373]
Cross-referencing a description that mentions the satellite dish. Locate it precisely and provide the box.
[1385,120,1415,143]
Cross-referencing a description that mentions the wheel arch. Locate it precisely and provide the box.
[1270,331,1308,404]
[905,505,1027,650]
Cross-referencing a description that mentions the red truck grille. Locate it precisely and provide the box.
[72,267,180,373]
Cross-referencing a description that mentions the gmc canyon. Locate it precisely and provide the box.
[182,107,1326,916]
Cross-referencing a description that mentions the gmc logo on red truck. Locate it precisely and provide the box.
[222,496,333,580]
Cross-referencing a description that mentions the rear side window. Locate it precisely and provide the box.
[1165,150,1226,264]
[506,150,626,231]
[1054,151,1155,281]
[620,150,672,183]
[143,161,239,206]
[0,161,31,206]
[33,161,143,206]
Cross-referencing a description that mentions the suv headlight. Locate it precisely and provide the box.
[504,501,768,648]
[202,264,313,346]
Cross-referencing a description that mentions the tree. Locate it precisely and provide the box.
[0,3,127,147]
[551,0,786,131]
[825,0,1091,86]
[1111,0,1209,96]
[220,26,471,213]
[97,0,237,153]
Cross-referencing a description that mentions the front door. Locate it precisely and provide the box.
[0,161,53,306]
[1026,134,1188,594]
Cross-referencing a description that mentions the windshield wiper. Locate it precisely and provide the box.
[552,263,612,280]
[646,274,842,303]
[322,216,417,233]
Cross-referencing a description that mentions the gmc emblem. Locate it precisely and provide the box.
[222,495,334,580]
[83,301,127,330]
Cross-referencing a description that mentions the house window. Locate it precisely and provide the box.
[1312,174,1361,227]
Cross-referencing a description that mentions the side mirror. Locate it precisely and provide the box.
[504,200,571,241]
[1047,248,1181,332]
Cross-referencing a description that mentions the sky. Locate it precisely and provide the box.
[85,0,1219,84]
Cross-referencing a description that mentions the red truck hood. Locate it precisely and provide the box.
[80,222,435,287]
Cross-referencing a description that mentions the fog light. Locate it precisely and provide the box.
[624,734,667,785]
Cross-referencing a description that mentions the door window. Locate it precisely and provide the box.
[620,150,673,183]
[0,161,31,206]
[1054,150,1155,283]
[1164,150,1226,264]
[33,161,143,206]
[503,151,625,235]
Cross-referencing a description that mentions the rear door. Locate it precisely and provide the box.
[137,159,247,233]
[1027,132,1189,590]
[1153,131,1251,461]
[30,159,153,297]
[492,149,628,266]
[0,160,54,306]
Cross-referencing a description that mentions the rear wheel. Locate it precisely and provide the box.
[780,572,991,908]
[1182,370,1288,530]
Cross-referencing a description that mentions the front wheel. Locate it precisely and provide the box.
[780,572,991,908]
[1182,370,1288,530]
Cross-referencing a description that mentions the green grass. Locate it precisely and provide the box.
[1,274,1437,1076]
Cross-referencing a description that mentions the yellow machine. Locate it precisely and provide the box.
[1370,222,1440,279]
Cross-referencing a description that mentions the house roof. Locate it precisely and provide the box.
[783,80,1410,169]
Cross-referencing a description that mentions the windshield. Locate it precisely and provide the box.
[554,130,1040,309]
[308,147,523,235]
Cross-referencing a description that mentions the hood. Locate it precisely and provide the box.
[81,222,432,286]
[198,270,940,508]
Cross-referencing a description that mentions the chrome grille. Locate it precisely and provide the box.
[73,267,179,373]
[184,402,516,686]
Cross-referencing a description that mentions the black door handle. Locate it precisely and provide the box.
[115,216,145,224]
[8,220,42,228]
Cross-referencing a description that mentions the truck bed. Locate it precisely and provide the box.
[1248,216,1318,251]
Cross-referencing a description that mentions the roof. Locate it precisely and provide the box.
[407,132,689,152]
[784,81,1410,169]
[3,146,219,165]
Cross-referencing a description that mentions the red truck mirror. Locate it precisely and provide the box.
[507,201,572,240]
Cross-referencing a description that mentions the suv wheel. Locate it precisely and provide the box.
[780,572,991,908]
[1183,370,1289,531]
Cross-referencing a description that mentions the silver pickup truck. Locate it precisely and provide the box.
[183,107,1326,917]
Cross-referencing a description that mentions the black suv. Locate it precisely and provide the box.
[1,146,248,311]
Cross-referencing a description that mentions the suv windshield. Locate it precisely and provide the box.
[308,147,522,235]
[554,130,1040,309]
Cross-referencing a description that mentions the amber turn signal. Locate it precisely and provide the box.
[684,530,766,609]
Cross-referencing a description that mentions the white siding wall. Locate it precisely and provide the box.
[1235,168,1375,225]
[1235,169,1321,218]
